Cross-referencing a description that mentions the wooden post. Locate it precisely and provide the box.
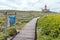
[14,12,17,30]
[4,11,8,40]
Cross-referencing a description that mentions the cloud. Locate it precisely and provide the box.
[0,0,60,12]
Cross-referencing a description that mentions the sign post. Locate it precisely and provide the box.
[4,11,17,40]
[8,12,16,30]
[4,11,8,40]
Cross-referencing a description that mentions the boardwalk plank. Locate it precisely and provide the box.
[13,18,38,40]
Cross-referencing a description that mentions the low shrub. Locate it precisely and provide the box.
[0,32,5,40]
[37,14,60,40]
[7,27,17,36]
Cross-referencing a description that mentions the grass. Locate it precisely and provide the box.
[16,22,26,30]
[0,11,59,40]
[0,18,27,40]
[0,32,5,40]
[37,14,60,40]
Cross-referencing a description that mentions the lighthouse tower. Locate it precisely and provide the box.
[45,5,47,10]
[42,5,50,12]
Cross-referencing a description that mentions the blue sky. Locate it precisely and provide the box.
[0,0,60,12]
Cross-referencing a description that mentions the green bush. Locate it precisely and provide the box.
[0,32,5,40]
[7,27,17,36]
[0,26,5,32]
[37,14,60,40]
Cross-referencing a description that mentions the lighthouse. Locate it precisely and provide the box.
[45,5,47,10]
[42,5,50,12]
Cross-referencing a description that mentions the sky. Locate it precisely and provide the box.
[0,0,60,12]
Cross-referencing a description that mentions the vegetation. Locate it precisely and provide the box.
[16,22,26,30]
[0,11,59,40]
[7,27,17,36]
[37,14,60,40]
[0,32,5,40]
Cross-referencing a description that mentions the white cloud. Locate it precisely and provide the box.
[0,0,60,12]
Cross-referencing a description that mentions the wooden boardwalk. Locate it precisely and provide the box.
[13,18,38,40]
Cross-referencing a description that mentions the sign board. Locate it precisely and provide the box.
[8,15,16,27]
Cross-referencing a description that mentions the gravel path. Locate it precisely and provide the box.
[13,17,39,40]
